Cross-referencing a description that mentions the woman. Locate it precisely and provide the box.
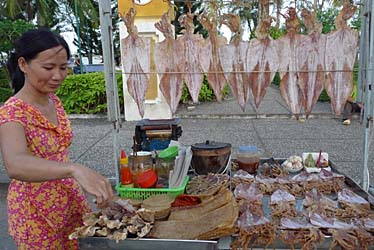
[0,29,113,249]
[342,96,363,125]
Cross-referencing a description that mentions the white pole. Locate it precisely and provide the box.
[99,0,122,186]
[362,0,373,191]
[357,0,369,104]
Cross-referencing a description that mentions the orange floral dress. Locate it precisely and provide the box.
[0,93,91,250]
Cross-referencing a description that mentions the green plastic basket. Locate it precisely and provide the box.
[115,176,189,200]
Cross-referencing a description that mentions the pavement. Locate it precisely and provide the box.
[0,85,373,249]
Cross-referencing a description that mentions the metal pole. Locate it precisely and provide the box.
[357,0,369,104]
[86,20,92,64]
[99,0,122,186]
[74,0,84,74]
[362,0,374,192]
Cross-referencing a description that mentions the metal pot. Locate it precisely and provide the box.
[191,140,231,175]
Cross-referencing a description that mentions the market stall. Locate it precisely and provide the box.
[74,157,374,249]
[90,0,374,249]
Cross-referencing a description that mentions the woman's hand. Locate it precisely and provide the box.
[69,164,114,208]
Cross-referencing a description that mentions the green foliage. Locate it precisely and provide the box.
[1,0,58,26]
[318,90,330,102]
[56,72,124,114]
[0,19,35,64]
[180,75,230,103]
[0,66,12,103]
[269,27,286,40]
[0,67,10,88]
[0,87,12,103]
[317,8,339,34]
[172,2,208,38]
[352,63,359,100]
[350,15,361,31]
[273,72,281,85]
[198,79,215,102]
[180,85,190,104]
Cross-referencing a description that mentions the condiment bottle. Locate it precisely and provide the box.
[156,146,178,187]
[120,150,134,187]
[129,151,153,187]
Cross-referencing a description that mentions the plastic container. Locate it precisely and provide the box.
[137,169,158,188]
[115,176,190,200]
[120,150,134,187]
[236,146,261,174]
[156,146,178,187]
[129,151,153,187]
[158,146,178,161]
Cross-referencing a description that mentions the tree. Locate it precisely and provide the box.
[172,1,207,38]
[1,0,120,66]
[0,19,35,65]
[70,1,121,64]
[2,0,60,27]
[227,0,285,39]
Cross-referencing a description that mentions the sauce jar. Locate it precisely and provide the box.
[236,146,261,174]
[129,151,153,187]
[156,146,178,187]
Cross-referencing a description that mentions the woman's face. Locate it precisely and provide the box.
[18,45,68,94]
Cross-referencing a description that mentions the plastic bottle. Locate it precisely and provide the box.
[120,150,134,187]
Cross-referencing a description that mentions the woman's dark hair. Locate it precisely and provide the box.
[6,28,71,94]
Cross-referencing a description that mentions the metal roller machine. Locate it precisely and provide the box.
[133,118,182,151]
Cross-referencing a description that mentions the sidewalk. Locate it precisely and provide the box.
[0,85,371,249]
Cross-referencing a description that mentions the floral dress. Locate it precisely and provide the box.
[0,93,91,250]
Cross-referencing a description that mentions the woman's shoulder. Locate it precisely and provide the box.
[0,96,22,112]
[0,96,27,125]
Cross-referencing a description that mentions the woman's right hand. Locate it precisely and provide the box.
[69,163,114,208]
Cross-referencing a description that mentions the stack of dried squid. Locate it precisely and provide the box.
[120,4,358,119]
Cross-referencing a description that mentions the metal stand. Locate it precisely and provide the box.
[361,0,374,192]
[99,0,122,186]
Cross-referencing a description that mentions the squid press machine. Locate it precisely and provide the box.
[133,118,183,151]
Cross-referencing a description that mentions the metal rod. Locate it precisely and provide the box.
[357,0,369,103]
[362,0,373,191]
[74,0,83,74]
[118,69,362,74]
[99,0,122,187]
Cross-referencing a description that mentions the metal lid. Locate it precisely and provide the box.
[191,140,231,151]
[130,151,152,157]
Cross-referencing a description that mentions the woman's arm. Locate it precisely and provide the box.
[0,121,74,181]
[0,121,113,206]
